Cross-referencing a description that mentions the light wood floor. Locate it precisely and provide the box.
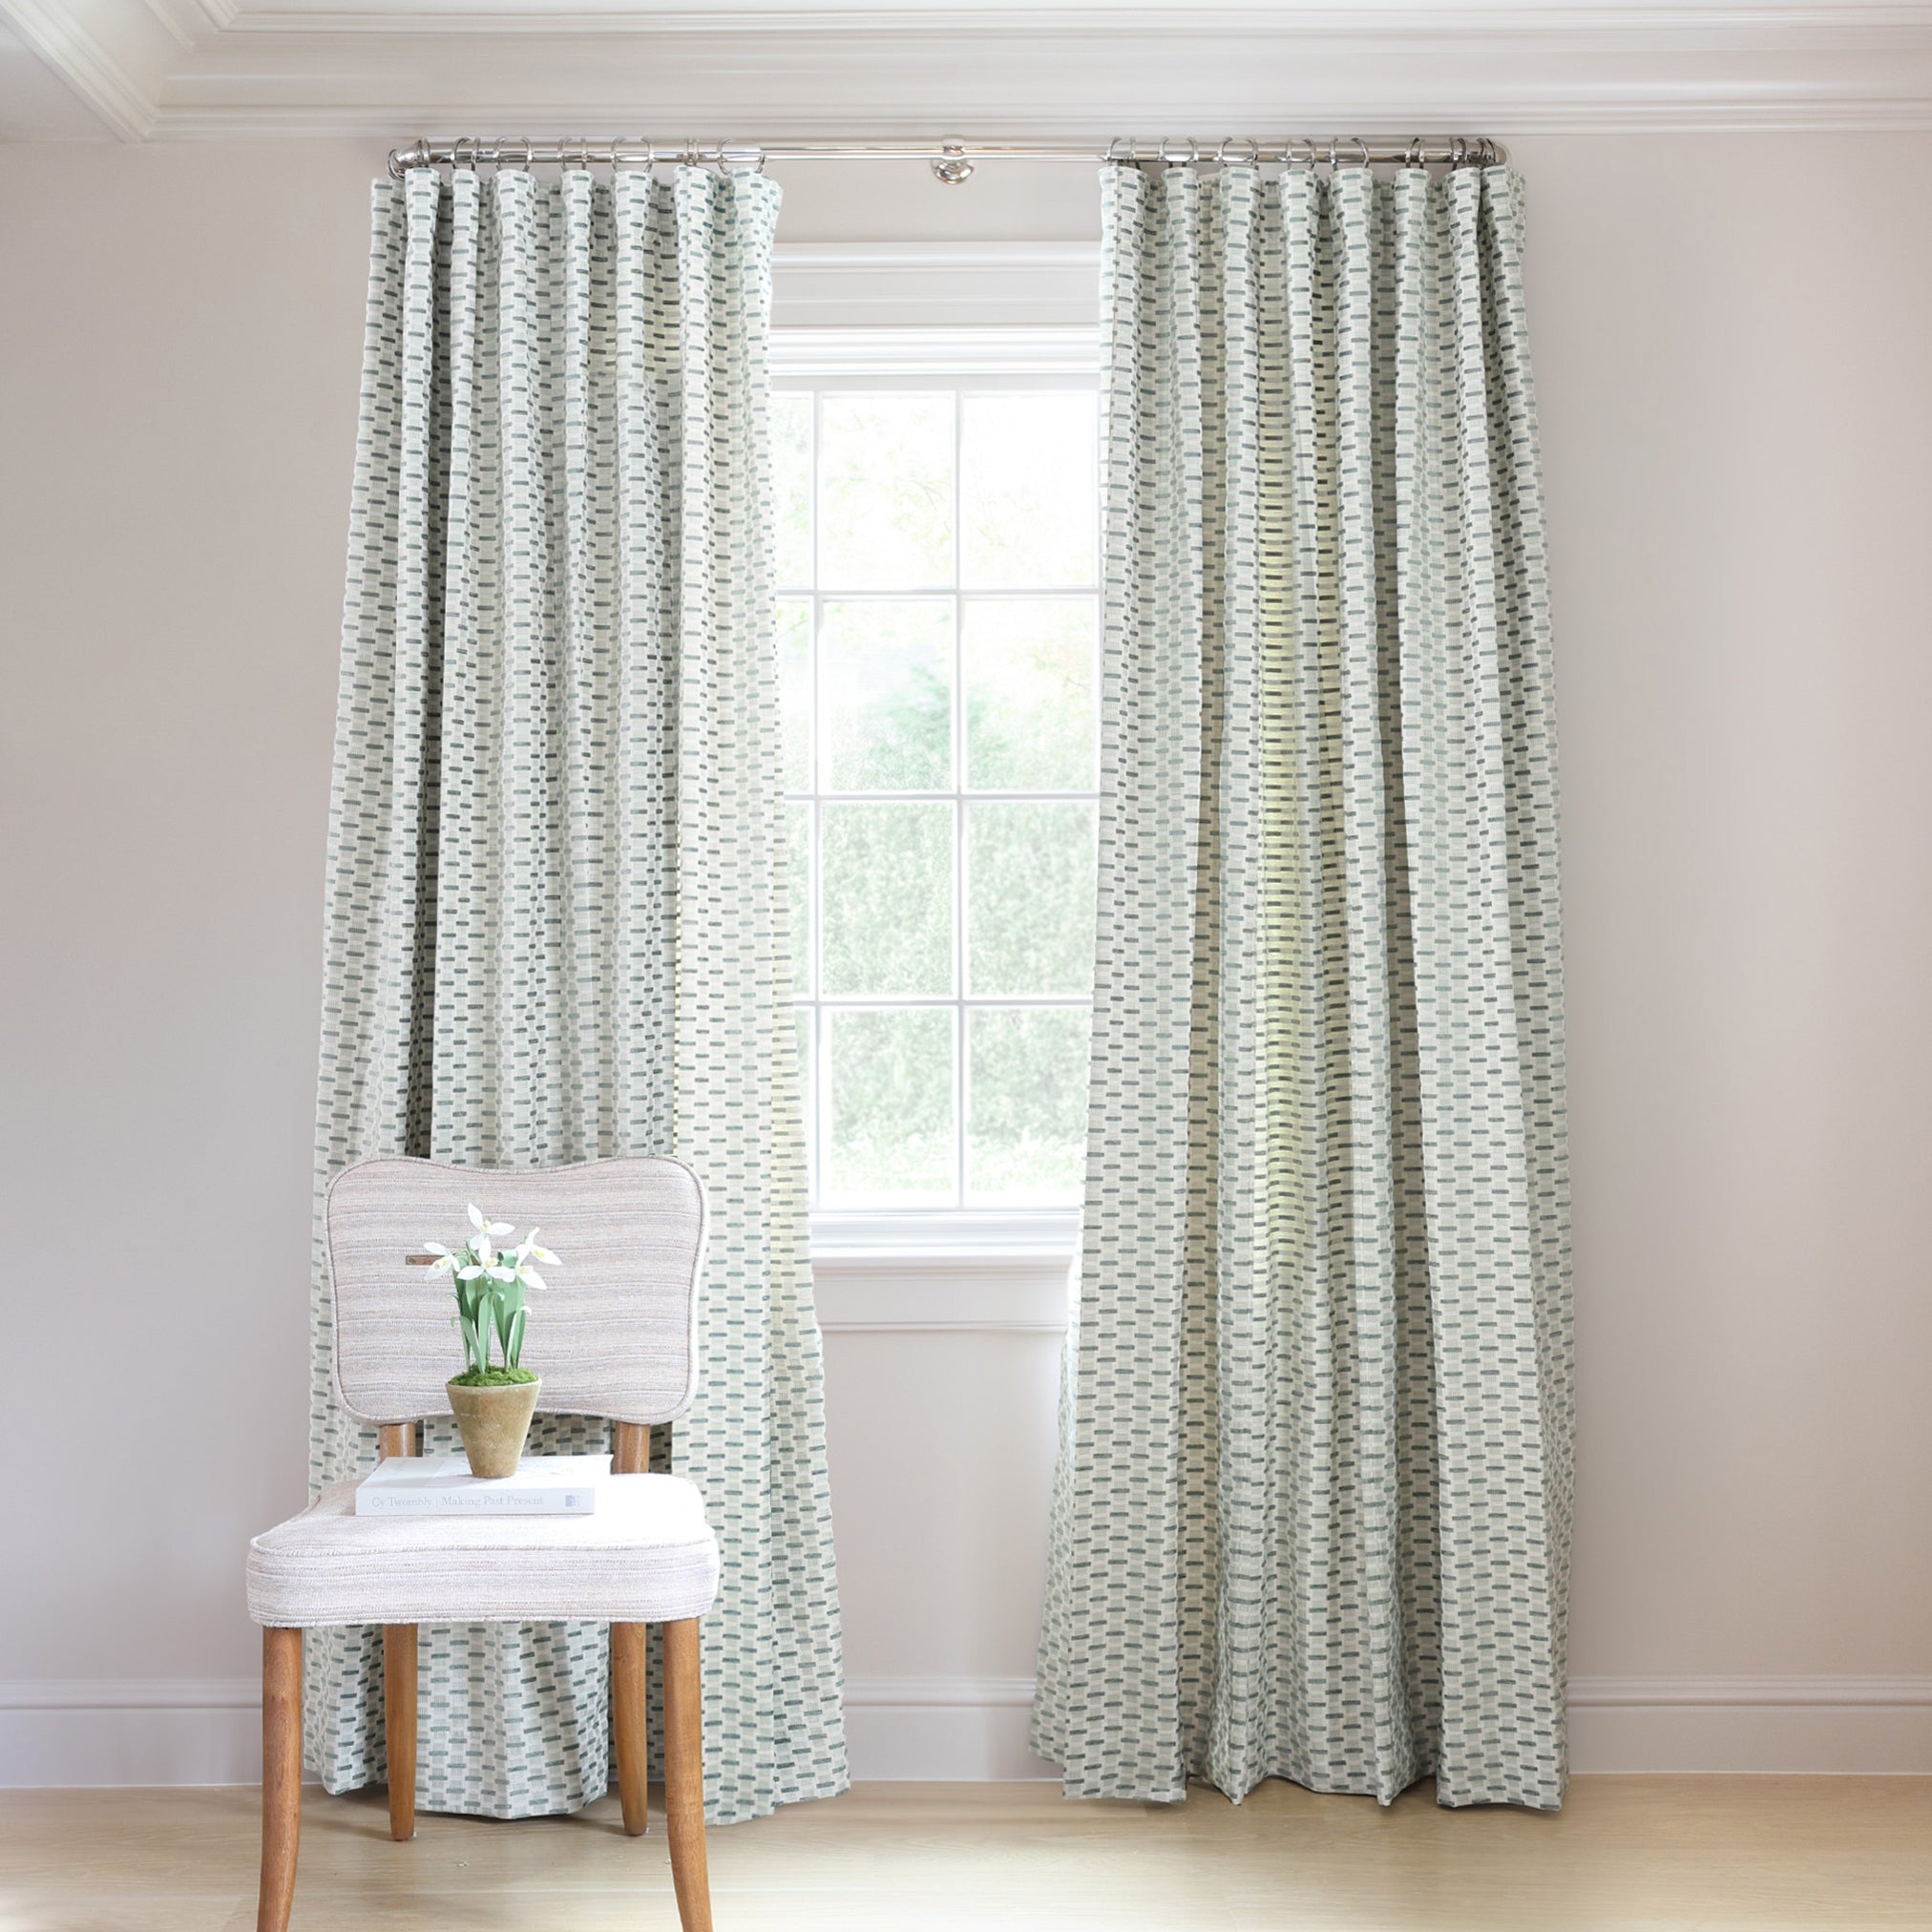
[2,1777,1928,1931]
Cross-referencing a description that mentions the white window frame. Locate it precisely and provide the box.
[771,307,1100,1270]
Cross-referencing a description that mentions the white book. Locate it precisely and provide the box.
[355,1453,607,1516]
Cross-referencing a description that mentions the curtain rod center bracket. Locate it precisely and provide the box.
[931,143,975,186]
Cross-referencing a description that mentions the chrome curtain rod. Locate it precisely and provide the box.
[388,135,1506,187]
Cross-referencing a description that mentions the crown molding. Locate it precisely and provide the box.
[175,5,1932,32]
[138,0,195,49]
[7,3,1932,142]
[154,37,1932,139]
[0,0,178,136]
[150,100,1932,139]
[140,0,234,50]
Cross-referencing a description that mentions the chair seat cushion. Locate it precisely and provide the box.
[246,1473,720,1628]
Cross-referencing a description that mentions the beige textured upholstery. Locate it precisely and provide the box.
[249,1155,721,1634]
[247,1474,720,1628]
[326,1154,706,1427]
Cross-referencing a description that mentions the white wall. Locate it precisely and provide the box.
[1523,132,1932,1772]
[2,132,1929,1786]
[0,140,369,1784]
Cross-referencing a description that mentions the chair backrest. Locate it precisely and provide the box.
[325,1154,707,1428]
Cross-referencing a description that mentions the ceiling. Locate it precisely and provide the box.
[2,1,1929,144]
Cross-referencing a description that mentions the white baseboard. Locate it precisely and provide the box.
[0,1679,264,1788]
[4,1673,1927,1789]
[1567,1675,1932,1775]
[844,1676,1057,1781]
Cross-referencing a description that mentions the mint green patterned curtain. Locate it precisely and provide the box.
[1032,161,1572,1811]
[307,163,846,1825]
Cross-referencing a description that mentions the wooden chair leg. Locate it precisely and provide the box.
[662,1617,712,1932]
[610,1420,654,1838]
[376,1421,418,1842]
[612,1623,649,1837]
[384,1623,417,1841]
[258,1626,302,1932]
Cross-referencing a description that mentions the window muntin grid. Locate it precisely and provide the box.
[773,375,1101,1210]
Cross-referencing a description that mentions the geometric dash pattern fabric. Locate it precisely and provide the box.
[1031,161,1574,1812]
[307,163,846,1826]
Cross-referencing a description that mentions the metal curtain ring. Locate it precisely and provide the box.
[1406,136,1424,168]
[1106,136,1135,165]
[1157,136,1198,166]
[1450,136,1468,168]
[1347,136,1370,167]
[1219,135,1260,167]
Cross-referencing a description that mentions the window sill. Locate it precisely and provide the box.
[808,1210,1080,1334]
[808,1208,1081,1270]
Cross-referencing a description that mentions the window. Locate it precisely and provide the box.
[772,373,1100,1212]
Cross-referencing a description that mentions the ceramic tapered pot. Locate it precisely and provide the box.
[446,1376,541,1479]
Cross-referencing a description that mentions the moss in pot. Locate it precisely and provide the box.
[424,1206,560,1478]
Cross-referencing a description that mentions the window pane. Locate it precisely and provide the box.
[772,390,813,589]
[787,803,811,997]
[967,1006,1088,1204]
[966,801,1097,997]
[825,1006,955,1203]
[778,597,811,793]
[822,802,954,996]
[960,391,1098,589]
[963,598,1098,791]
[819,393,953,590]
[821,598,953,792]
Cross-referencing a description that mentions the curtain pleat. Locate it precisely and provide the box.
[308,164,847,1825]
[1032,161,1571,1812]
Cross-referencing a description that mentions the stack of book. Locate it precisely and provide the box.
[355,1453,608,1516]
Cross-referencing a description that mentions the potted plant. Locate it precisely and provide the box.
[423,1206,561,1478]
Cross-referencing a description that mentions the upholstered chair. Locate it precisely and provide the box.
[245,1154,718,1932]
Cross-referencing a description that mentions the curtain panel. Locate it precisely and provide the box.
[307,163,847,1825]
[1032,161,1572,1811]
